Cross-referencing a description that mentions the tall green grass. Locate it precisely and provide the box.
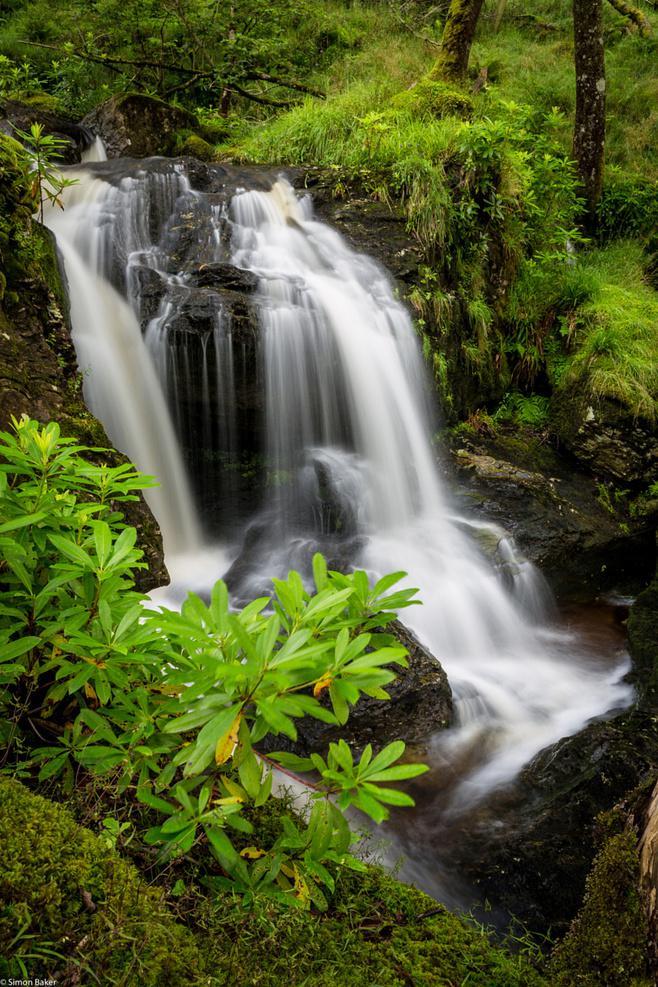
[559,243,658,420]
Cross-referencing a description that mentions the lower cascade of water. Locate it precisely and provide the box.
[46,158,632,893]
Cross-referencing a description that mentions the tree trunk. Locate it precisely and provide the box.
[493,0,508,32]
[429,0,486,81]
[573,0,606,227]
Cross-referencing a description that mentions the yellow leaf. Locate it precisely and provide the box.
[214,796,243,806]
[221,777,247,801]
[240,846,266,859]
[313,675,332,698]
[84,681,97,701]
[293,865,310,905]
[280,863,296,880]
[215,711,242,766]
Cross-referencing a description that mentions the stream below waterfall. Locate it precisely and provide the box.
[45,154,634,915]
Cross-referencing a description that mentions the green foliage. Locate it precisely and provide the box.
[0,132,40,300]
[12,122,78,222]
[598,170,658,241]
[0,54,44,101]
[0,0,356,116]
[0,417,426,910]
[494,392,550,428]
[555,244,658,421]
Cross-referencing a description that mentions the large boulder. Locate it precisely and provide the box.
[261,620,453,758]
[82,93,199,159]
[552,388,658,486]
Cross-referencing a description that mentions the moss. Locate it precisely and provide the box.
[392,79,473,119]
[194,864,547,986]
[0,778,205,984]
[178,132,217,162]
[1,778,548,986]
[18,91,64,114]
[549,826,651,986]
[555,244,658,422]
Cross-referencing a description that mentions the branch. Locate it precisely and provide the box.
[226,82,293,108]
[19,40,203,77]
[244,70,325,99]
[19,40,326,100]
[605,0,652,33]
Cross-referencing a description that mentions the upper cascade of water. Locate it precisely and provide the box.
[44,164,201,557]
[47,161,632,806]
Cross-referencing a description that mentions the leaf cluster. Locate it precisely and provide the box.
[0,416,427,909]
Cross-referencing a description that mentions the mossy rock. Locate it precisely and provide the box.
[549,826,651,986]
[81,93,199,159]
[0,778,205,984]
[0,777,548,986]
[392,80,473,120]
[177,132,217,162]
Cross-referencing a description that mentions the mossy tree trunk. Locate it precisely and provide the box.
[429,0,486,81]
[573,0,606,229]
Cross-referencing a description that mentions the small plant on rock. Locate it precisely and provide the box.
[12,122,78,222]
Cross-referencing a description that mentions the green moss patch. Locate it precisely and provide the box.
[555,244,658,422]
[0,778,205,983]
[549,826,651,986]
[0,778,548,986]
[392,80,473,120]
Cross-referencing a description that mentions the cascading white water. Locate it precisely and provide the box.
[229,179,633,800]
[43,171,201,558]
[47,161,632,817]
[81,136,108,164]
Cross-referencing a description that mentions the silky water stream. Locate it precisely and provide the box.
[45,157,633,911]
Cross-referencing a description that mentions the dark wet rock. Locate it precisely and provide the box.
[260,620,453,758]
[296,170,422,285]
[628,558,658,702]
[456,708,657,936]
[188,264,258,293]
[0,97,90,163]
[450,429,655,598]
[130,266,167,324]
[82,94,198,159]
[552,389,658,486]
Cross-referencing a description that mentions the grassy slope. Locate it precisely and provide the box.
[229,0,658,425]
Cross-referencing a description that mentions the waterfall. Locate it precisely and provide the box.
[46,161,632,807]
[229,180,632,799]
[43,168,201,558]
